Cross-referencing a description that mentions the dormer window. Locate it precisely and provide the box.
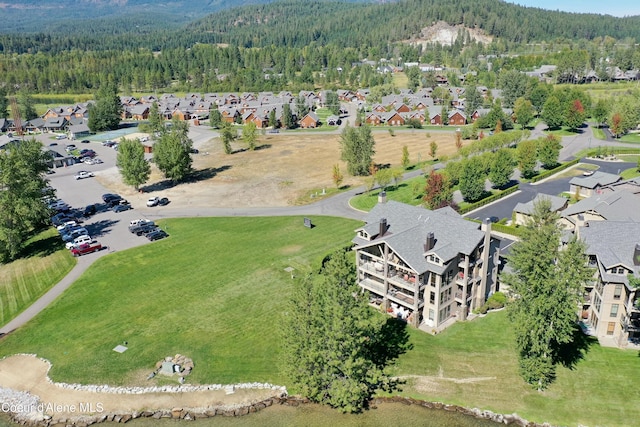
[611,267,626,275]
[428,254,440,264]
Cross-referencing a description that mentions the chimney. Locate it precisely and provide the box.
[634,244,640,266]
[481,217,491,232]
[379,218,387,237]
[378,190,387,204]
[424,232,435,252]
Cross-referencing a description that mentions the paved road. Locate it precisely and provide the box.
[1,122,636,335]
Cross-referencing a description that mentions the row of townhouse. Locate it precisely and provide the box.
[513,176,640,348]
[352,200,501,332]
[0,104,91,139]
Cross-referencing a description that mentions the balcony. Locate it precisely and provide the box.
[624,316,640,332]
[387,271,421,291]
[454,291,471,303]
[389,288,424,308]
[359,262,385,278]
[582,293,591,305]
[359,277,385,296]
[456,272,467,285]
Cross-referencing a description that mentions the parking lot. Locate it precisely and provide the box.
[45,138,157,257]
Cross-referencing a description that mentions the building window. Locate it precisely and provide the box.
[610,304,619,318]
[594,294,601,313]
[607,322,615,335]
[430,291,435,304]
[428,309,434,321]
[613,284,622,300]
[617,267,626,275]
[430,274,437,287]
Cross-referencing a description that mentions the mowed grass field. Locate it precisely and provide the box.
[0,228,76,326]
[2,217,640,426]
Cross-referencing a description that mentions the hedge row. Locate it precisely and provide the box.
[529,158,580,183]
[490,223,525,238]
[458,184,519,215]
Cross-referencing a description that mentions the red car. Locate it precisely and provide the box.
[70,242,103,257]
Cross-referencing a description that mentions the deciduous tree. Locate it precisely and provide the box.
[423,170,454,210]
[489,148,515,188]
[332,164,343,188]
[459,157,486,202]
[282,248,409,413]
[537,135,562,169]
[339,125,375,176]
[517,139,538,178]
[565,99,585,131]
[401,145,410,169]
[220,122,236,154]
[87,82,122,132]
[541,95,564,130]
[513,97,534,129]
[429,141,438,160]
[242,121,258,151]
[18,90,38,121]
[152,119,193,182]
[209,108,223,129]
[501,199,591,390]
[592,99,609,128]
[116,137,150,190]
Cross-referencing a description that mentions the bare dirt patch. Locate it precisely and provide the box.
[97,129,458,209]
[0,354,281,417]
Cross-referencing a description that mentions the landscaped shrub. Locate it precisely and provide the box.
[474,291,507,314]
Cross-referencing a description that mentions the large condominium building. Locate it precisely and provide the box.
[580,221,640,347]
[352,201,501,331]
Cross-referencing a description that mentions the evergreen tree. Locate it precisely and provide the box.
[332,163,343,188]
[501,199,591,390]
[459,156,486,202]
[464,85,483,116]
[283,103,294,129]
[296,94,309,118]
[325,90,341,116]
[147,101,164,134]
[0,138,53,262]
[339,125,375,176]
[88,82,122,132]
[489,148,515,188]
[0,87,8,119]
[210,108,223,129]
[592,99,610,128]
[268,109,277,128]
[18,90,38,121]
[282,248,409,413]
[116,137,150,190]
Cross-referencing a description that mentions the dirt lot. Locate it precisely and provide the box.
[98,129,459,209]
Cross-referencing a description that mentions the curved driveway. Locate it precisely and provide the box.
[1,122,637,335]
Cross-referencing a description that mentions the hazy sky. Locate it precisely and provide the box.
[505,1,640,17]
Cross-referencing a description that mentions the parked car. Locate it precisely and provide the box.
[129,219,153,228]
[146,229,168,241]
[129,221,155,234]
[190,148,199,154]
[74,171,94,180]
[61,228,88,242]
[112,204,132,213]
[70,241,103,257]
[56,220,78,232]
[55,134,66,140]
[102,193,122,204]
[134,224,159,236]
[91,158,104,164]
[65,234,92,249]
[80,139,90,144]
[83,204,97,217]
[65,144,77,152]
[146,197,159,207]
[102,140,116,147]
[158,197,170,206]
[51,213,74,226]
[79,149,96,158]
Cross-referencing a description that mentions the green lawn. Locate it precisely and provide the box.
[592,127,607,140]
[0,228,76,326]
[620,167,640,179]
[0,216,361,386]
[2,217,640,427]
[619,133,640,143]
[349,176,426,211]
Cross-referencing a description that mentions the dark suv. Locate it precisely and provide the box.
[102,193,122,204]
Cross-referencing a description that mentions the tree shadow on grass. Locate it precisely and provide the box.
[365,317,413,369]
[18,233,66,259]
[233,144,272,154]
[553,323,596,370]
[143,166,232,192]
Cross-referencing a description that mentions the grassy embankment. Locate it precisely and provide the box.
[0,228,76,327]
[1,217,639,427]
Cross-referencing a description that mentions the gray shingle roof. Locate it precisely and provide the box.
[580,221,640,281]
[513,193,568,215]
[354,201,487,274]
[562,190,640,222]
[569,171,621,189]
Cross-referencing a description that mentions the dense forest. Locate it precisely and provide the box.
[0,0,640,95]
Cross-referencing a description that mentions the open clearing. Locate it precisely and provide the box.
[98,129,459,209]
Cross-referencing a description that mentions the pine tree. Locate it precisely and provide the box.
[282,248,409,413]
[147,101,164,134]
[87,82,122,132]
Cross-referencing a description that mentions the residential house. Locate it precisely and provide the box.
[448,110,467,126]
[427,107,443,125]
[365,112,383,126]
[569,171,622,199]
[383,111,405,126]
[580,221,640,347]
[298,112,320,129]
[513,193,568,226]
[353,201,501,331]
